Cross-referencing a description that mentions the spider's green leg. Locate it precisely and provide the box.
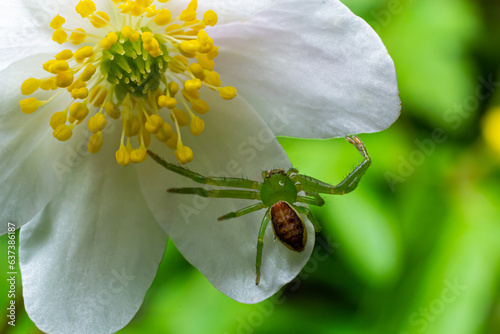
[218,202,267,221]
[148,151,262,190]
[168,188,261,200]
[256,209,271,285]
[296,135,371,195]
[296,192,325,207]
[294,205,322,233]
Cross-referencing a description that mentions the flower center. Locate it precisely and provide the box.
[19,0,237,166]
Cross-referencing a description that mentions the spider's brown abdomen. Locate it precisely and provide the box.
[270,201,307,252]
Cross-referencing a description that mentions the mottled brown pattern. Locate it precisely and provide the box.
[270,201,306,252]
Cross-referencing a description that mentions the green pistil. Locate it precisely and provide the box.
[101,31,169,100]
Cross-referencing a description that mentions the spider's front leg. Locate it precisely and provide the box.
[147,150,262,190]
[255,209,271,285]
[294,135,371,195]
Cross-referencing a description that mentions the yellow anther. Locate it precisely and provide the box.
[88,132,104,153]
[88,113,107,133]
[76,0,96,18]
[69,102,90,121]
[141,32,153,43]
[91,87,108,107]
[204,71,221,87]
[136,0,152,7]
[188,63,205,80]
[50,111,67,130]
[166,132,179,149]
[203,10,218,26]
[180,40,201,54]
[69,28,87,45]
[175,145,193,164]
[158,95,177,109]
[67,78,86,92]
[196,29,209,44]
[52,29,68,44]
[149,48,162,58]
[43,59,57,72]
[171,108,190,126]
[130,3,145,16]
[190,116,204,136]
[20,97,42,114]
[21,78,40,95]
[145,5,159,18]
[191,99,209,114]
[116,145,131,167]
[121,26,140,42]
[49,60,69,74]
[154,8,171,26]
[143,38,160,52]
[121,25,132,38]
[124,115,141,137]
[157,0,169,3]
[196,54,214,70]
[170,55,189,73]
[53,124,74,141]
[182,88,200,100]
[206,45,219,59]
[81,64,97,82]
[90,10,110,28]
[155,122,173,142]
[145,114,164,134]
[50,15,66,29]
[130,146,148,163]
[169,81,179,96]
[219,86,237,100]
[55,72,74,88]
[105,101,121,119]
[40,78,57,91]
[100,32,119,50]
[180,0,198,21]
[165,23,182,34]
[55,49,73,60]
[71,87,89,99]
[184,78,202,91]
[74,46,94,63]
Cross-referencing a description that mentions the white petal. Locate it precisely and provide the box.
[0,1,60,71]
[168,0,277,23]
[19,129,168,334]
[0,54,88,234]
[137,94,315,303]
[210,0,401,138]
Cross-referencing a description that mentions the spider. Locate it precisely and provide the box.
[147,135,371,285]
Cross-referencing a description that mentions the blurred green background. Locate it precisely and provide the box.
[2,0,500,333]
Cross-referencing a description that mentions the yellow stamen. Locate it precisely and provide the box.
[20,97,43,114]
[50,15,66,29]
[175,145,193,164]
[20,0,235,166]
[21,78,41,96]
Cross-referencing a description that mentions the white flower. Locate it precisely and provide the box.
[0,0,400,333]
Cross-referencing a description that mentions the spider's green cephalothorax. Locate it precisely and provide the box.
[260,169,298,206]
[148,135,371,285]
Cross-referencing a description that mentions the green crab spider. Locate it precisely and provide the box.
[147,135,371,285]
